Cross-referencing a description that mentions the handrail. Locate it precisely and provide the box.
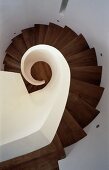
[0,45,70,162]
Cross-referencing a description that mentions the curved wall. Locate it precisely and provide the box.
[0,0,108,169]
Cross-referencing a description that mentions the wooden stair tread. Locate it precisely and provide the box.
[52,134,66,160]
[53,26,77,49]
[70,66,102,85]
[3,54,20,70]
[33,24,40,45]
[35,24,48,44]
[61,34,89,58]
[57,109,87,147]
[70,79,104,107]
[44,23,63,45]
[12,34,27,55]
[67,92,100,128]
[67,48,97,66]
[4,64,21,73]
[3,54,19,64]
[0,135,64,169]
[31,61,52,85]
[14,158,59,170]
[22,27,36,48]
[6,43,22,62]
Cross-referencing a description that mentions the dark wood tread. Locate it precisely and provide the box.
[14,158,59,170]
[3,54,20,70]
[67,92,100,128]
[57,109,87,147]
[53,25,77,49]
[0,134,65,170]
[70,66,102,85]
[12,34,27,55]
[6,43,22,62]
[67,48,97,66]
[22,27,36,48]
[70,79,104,107]
[34,24,48,44]
[4,64,21,73]
[44,23,63,45]
[61,34,89,58]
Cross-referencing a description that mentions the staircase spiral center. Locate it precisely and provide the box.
[31,61,52,86]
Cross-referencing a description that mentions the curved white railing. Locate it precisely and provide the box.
[0,45,70,162]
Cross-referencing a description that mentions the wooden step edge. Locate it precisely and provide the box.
[67,92,100,128]
[70,65,102,70]
[61,34,89,50]
[70,78,104,107]
[13,155,59,170]
[3,61,20,71]
[5,43,20,54]
[3,54,20,65]
[44,23,63,44]
[22,27,36,48]
[71,78,104,89]
[34,24,48,27]
[0,136,61,169]
[12,34,27,53]
[53,25,77,46]
[70,66,102,85]
[67,48,98,66]
[49,22,63,28]
[63,110,86,133]
[3,55,21,70]
[11,33,22,41]
[57,109,87,147]
[4,64,21,73]
[22,26,34,32]
[6,44,22,62]
[53,134,66,160]
[63,110,87,142]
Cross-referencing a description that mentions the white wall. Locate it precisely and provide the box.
[0,0,108,169]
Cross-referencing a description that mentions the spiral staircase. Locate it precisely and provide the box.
[1,23,104,170]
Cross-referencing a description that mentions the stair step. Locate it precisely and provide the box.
[70,79,104,107]
[3,54,19,64]
[67,48,98,66]
[31,61,52,85]
[14,157,59,170]
[33,24,40,44]
[67,92,99,128]
[22,27,36,48]
[61,34,89,58]
[35,24,48,44]
[6,43,22,62]
[53,134,66,160]
[44,23,63,45]
[4,64,20,73]
[12,34,27,55]
[0,135,64,169]
[57,109,87,147]
[70,66,102,85]
[53,26,77,49]
[3,54,20,70]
